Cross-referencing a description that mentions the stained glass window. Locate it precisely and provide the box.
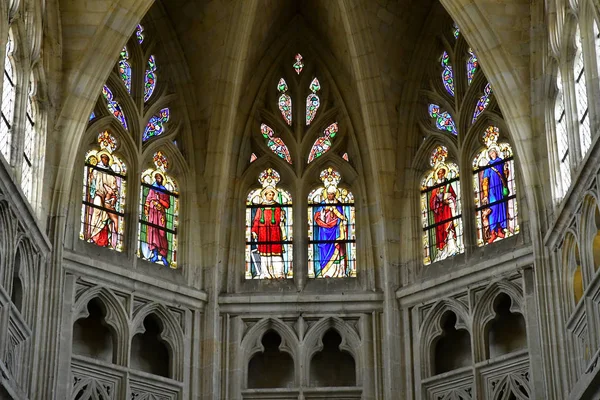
[466,48,479,85]
[306,77,321,125]
[473,126,519,246]
[250,153,257,163]
[102,85,128,130]
[80,131,127,251]
[574,27,591,156]
[308,168,356,278]
[245,168,293,279]
[1,35,16,161]
[22,82,35,201]
[143,108,170,142]
[89,111,96,121]
[421,146,463,265]
[472,83,492,124]
[138,151,179,268]
[453,22,460,39]
[294,54,304,75]
[342,153,349,162]
[136,24,145,44]
[441,51,455,96]
[118,46,132,93]
[308,122,338,163]
[595,22,600,82]
[144,55,157,103]
[260,123,292,164]
[555,72,571,197]
[428,104,457,135]
[278,78,292,126]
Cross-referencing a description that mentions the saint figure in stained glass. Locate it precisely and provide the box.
[245,168,293,279]
[308,168,356,278]
[80,131,127,251]
[278,78,292,125]
[428,104,457,135]
[441,51,455,96]
[473,126,519,246]
[308,122,338,163]
[472,83,492,124]
[294,54,304,75]
[306,77,321,125]
[102,85,128,130]
[144,55,157,103]
[421,146,463,265]
[143,108,170,142]
[260,123,292,164]
[466,48,478,85]
[138,151,179,267]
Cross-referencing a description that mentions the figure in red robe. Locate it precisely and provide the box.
[144,172,171,266]
[251,187,287,278]
[430,167,457,255]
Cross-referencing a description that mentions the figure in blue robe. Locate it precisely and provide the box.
[482,148,509,243]
[313,186,347,277]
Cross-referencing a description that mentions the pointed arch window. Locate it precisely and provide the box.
[555,71,571,197]
[80,131,127,251]
[138,151,179,268]
[250,54,356,280]
[22,80,36,201]
[421,146,463,265]
[574,27,591,156]
[308,168,356,278]
[473,127,519,246]
[246,168,293,279]
[81,16,187,267]
[1,34,16,161]
[420,21,519,263]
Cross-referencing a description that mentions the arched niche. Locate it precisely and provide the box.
[72,297,116,363]
[241,317,300,389]
[11,248,23,312]
[433,311,472,375]
[485,293,527,359]
[247,330,295,388]
[130,313,171,378]
[309,329,356,387]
